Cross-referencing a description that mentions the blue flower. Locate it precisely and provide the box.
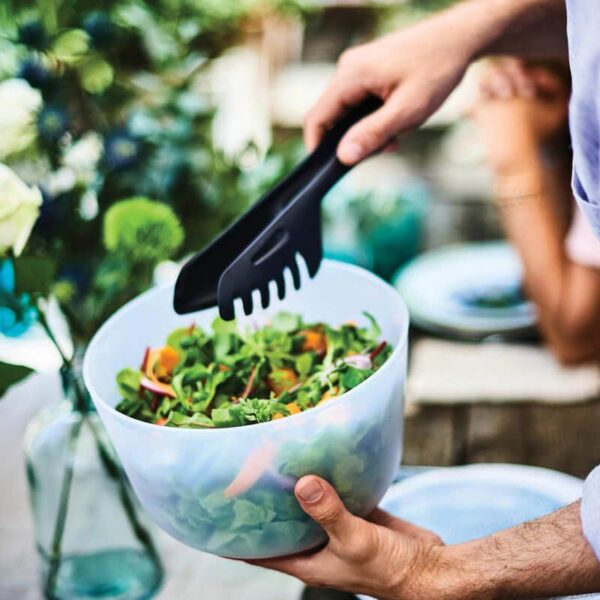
[103,129,141,171]
[83,11,117,50]
[18,58,53,90]
[0,260,37,338]
[17,20,48,51]
[38,106,69,142]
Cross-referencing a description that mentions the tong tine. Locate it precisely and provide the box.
[288,256,301,290]
[259,282,270,309]
[274,271,286,300]
[241,290,254,316]
[219,291,236,321]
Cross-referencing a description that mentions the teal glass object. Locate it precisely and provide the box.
[364,206,422,282]
[322,180,427,281]
[0,259,37,337]
[24,367,163,599]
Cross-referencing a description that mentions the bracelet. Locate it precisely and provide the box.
[492,172,544,208]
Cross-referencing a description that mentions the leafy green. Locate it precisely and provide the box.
[115,312,390,428]
[116,368,141,401]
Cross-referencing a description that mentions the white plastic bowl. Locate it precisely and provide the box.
[83,260,408,558]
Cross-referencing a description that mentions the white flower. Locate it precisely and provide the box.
[46,167,76,196]
[0,164,42,256]
[63,132,102,185]
[0,79,42,160]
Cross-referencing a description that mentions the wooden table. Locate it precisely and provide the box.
[403,401,600,479]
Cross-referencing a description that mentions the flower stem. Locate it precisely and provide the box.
[44,415,83,599]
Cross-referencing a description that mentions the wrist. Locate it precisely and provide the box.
[422,543,499,600]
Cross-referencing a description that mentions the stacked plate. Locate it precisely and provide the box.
[395,242,537,339]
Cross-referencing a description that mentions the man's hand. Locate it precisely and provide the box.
[304,18,472,165]
[249,475,444,599]
[305,0,567,165]
[250,477,600,600]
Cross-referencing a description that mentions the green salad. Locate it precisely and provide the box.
[115,312,391,428]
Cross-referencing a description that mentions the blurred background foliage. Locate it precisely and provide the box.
[0,0,456,342]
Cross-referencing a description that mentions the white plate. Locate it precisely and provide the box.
[358,464,583,600]
[395,242,536,338]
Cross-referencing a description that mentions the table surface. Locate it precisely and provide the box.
[2,371,599,600]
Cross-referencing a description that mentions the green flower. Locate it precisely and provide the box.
[103,197,183,264]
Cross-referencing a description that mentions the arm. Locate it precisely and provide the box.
[439,501,600,599]
[251,476,600,600]
[473,62,600,364]
[304,0,567,164]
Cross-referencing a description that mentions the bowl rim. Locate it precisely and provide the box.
[83,259,409,436]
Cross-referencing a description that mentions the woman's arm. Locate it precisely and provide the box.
[304,0,567,164]
[474,64,600,364]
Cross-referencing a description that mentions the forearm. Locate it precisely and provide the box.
[435,0,567,62]
[427,501,600,600]
[493,149,600,363]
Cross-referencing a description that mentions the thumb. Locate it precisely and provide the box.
[295,476,357,542]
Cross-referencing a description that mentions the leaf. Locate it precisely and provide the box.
[168,411,214,428]
[52,29,90,63]
[79,56,114,94]
[13,257,57,296]
[362,311,381,341]
[295,352,313,377]
[213,333,232,360]
[116,368,141,402]
[0,362,33,397]
[231,498,276,528]
[271,312,301,333]
[340,366,373,390]
[211,316,238,335]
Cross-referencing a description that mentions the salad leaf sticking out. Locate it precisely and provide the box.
[115,312,392,428]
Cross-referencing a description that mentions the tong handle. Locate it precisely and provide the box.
[277,95,384,210]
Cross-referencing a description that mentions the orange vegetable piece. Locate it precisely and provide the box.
[268,368,298,396]
[273,401,302,420]
[155,417,168,426]
[300,329,327,353]
[156,346,179,378]
[224,442,276,497]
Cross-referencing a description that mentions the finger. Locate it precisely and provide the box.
[295,476,359,542]
[336,91,413,165]
[503,59,535,98]
[488,70,516,99]
[368,508,445,545]
[246,554,313,577]
[304,77,368,151]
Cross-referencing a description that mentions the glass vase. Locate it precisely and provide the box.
[24,367,163,600]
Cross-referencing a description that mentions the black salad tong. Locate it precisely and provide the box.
[173,95,383,320]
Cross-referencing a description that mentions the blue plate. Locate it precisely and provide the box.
[395,242,536,338]
[381,464,581,544]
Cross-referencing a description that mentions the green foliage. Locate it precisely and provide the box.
[13,256,57,296]
[0,361,33,395]
[103,197,184,264]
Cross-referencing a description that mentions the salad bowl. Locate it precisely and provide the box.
[83,260,408,559]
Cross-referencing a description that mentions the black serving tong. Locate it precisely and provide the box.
[173,95,383,320]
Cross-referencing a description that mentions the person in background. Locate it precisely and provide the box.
[473,58,600,364]
[251,1,600,598]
